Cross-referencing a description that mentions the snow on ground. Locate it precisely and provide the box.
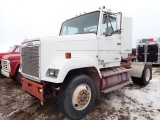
[0,67,160,120]
[96,67,160,120]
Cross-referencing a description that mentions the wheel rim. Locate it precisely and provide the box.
[72,84,91,111]
[145,69,150,82]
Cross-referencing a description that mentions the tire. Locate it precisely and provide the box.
[0,72,3,77]
[0,65,5,78]
[132,64,152,86]
[58,74,96,120]
[131,76,140,85]
[139,64,152,86]
[15,72,22,85]
[0,65,2,77]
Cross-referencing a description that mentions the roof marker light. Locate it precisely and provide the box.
[142,38,147,43]
[147,38,154,42]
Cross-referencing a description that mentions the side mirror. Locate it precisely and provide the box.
[116,12,123,33]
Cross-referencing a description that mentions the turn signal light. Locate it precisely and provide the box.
[39,88,43,93]
[65,52,71,59]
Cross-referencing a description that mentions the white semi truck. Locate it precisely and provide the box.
[21,7,152,119]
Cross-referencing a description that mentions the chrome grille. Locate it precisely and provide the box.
[21,45,40,78]
[2,60,9,72]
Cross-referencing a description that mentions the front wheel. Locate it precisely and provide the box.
[15,72,22,85]
[58,74,96,120]
[0,65,3,77]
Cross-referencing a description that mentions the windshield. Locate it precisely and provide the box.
[8,45,16,52]
[60,11,100,35]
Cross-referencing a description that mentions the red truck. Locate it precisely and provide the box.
[0,45,20,76]
[1,54,21,84]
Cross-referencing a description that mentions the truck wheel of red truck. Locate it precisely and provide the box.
[58,74,96,120]
[0,65,4,77]
[0,66,2,77]
[15,72,22,85]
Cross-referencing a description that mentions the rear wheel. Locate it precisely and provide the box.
[139,64,152,86]
[132,64,152,86]
[131,76,140,84]
[58,74,96,120]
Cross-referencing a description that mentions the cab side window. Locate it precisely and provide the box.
[15,46,20,52]
[102,14,107,35]
[109,17,116,31]
[102,13,116,35]
[61,26,78,35]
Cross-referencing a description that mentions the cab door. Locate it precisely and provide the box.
[99,12,121,66]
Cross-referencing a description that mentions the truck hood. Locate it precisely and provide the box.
[2,54,20,60]
[0,52,10,60]
[40,34,97,49]
[21,34,98,82]
[23,34,97,45]
[55,34,96,41]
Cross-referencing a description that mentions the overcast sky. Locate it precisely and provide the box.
[0,0,160,52]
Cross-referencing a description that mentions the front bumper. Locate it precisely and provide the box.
[1,69,10,77]
[21,77,45,101]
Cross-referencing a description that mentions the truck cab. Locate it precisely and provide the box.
[20,7,152,120]
[0,45,20,76]
[21,10,132,83]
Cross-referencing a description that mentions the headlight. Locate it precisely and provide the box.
[46,68,59,78]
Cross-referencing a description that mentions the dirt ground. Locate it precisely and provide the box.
[0,67,160,120]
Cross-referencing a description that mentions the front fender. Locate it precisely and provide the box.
[10,60,20,76]
[42,57,101,83]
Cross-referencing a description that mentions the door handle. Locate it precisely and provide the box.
[117,43,121,45]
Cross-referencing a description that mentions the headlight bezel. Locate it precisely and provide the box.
[46,68,59,78]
